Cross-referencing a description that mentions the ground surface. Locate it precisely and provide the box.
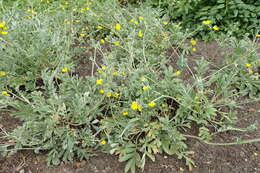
[1,42,260,173]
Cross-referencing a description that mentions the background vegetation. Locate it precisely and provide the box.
[0,0,259,173]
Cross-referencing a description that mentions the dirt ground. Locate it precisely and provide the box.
[1,42,260,173]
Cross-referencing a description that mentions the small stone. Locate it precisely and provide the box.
[164,156,168,159]
[19,169,25,173]
[240,152,245,157]
[249,108,255,112]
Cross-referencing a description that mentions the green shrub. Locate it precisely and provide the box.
[145,0,260,38]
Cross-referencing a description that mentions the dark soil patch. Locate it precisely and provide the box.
[168,41,227,80]
[74,43,110,77]
[1,42,260,173]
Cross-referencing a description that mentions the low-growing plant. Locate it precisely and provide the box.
[0,3,78,92]
[218,37,260,98]
[0,1,260,173]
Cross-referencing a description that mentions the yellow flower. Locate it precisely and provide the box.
[0,21,6,28]
[0,71,6,76]
[163,21,169,25]
[75,19,80,23]
[113,41,120,46]
[96,79,103,85]
[134,21,139,25]
[99,89,105,94]
[112,71,119,76]
[256,34,260,37]
[80,8,90,13]
[96,25,103,29]
[113,92,120,98]
[192,47,197,52]
[100,140,107,145]
[138,31,143,37]
[101,65,106,70]
[148,101,156,107]
[122,111,129,115]
[97,69,103,74]
[130,19,135,23]
[27,9,37,14]
[213,25,220,30]
[1,31,8,35]
[180,167,184,172]
[138,16,144,20]
[61,67,69,73]
[131,101,142,111]
[202,20,212,25]
[106,91,112,97]
[190,40,197,45]
[80,33,86,37]
[245,63,252,67]
[2,91,10,97]
[175,71,181,75]
[64,19,70,24]
[114,24,121,30]
[143,85,150,91]
[100,39,105,44]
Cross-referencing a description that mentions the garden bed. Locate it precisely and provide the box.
[1,42,259,173]
[1,1,260,173]
[1,102,259,173]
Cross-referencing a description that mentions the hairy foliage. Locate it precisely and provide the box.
[0,0,259,173]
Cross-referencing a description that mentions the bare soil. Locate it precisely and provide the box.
[1,42,260,173]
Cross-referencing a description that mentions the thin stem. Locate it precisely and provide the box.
[183,134,260,146]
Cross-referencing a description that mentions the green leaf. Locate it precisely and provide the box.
[119,118,139,137]
[234,10,238,17]
[146,151,155,162]
[217,0,225,3]
[119,153,135,162]
[162,142,172,155]
[52,157,60,165]
[124,158,135,173]
[131,163,136,173]
[216,4,225,9]
[177,54,186,69]
[122,144,136,153]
